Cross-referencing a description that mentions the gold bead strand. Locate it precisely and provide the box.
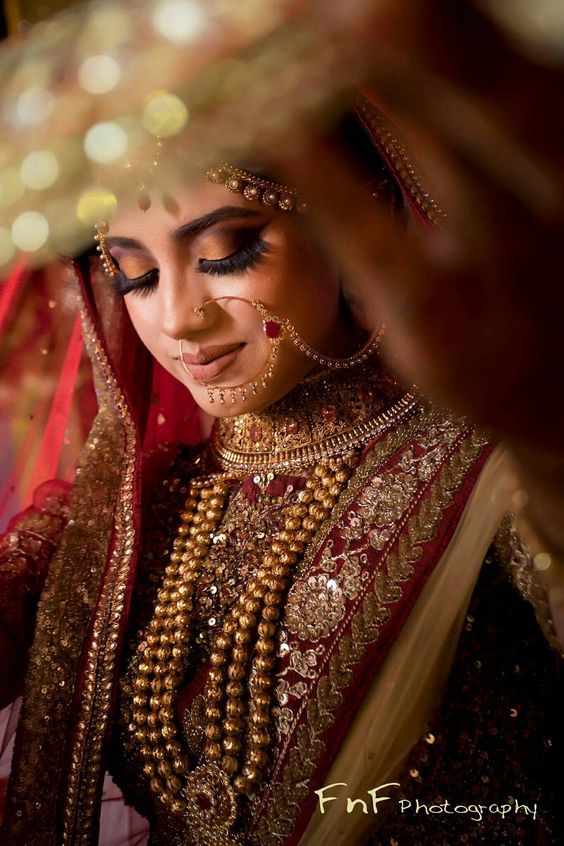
[227,522,305,796]
[130,477,232,813]
[162,479,232,805]
[202,576,268,778]
[128,454,362,823]
[230,557,295,793]
[222,602,256,776]
[132,483,202,808]
[234,455,359,795]
[203,605,241,767]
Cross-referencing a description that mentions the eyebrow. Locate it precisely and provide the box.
[106,205,262,250]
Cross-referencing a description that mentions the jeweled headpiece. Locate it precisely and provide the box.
[205,164,308,214]
[94,162,308,278]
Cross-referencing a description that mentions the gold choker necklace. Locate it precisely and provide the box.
[210,360,417,473]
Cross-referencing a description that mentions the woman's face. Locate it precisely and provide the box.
[106,179,356,416]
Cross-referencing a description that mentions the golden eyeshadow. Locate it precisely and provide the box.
[110,224,263,279]
[113,256,155,279]
[196,233,244,261]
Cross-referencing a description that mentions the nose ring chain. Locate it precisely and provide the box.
[178,297,384,406]
[178,297,282,405]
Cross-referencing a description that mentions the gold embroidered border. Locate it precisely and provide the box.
[252,408,469,831]
[0,271,134,846]
[494,515,564,659]
[294,403,443,582]
[61,303,138,845]
[353,94,446,226]
[253,425,489,845]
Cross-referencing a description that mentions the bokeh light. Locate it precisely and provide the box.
[11,211,50,252]
[84,121,128,164]
[78,55,122,94]
[152,0,208,43]
[20,150,60,190]
[15,86,55,126]
[76,186,117,225]
[142,91,189,137]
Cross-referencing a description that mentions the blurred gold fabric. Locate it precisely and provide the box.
[4,0,80,35]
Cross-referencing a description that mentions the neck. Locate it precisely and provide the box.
[210,355,415,473]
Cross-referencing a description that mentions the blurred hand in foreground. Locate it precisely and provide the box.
[276,0,564,549]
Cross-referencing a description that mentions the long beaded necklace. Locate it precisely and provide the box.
[128,451,360,843]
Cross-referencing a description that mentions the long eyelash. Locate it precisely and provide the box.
[197,238,269,276]
[111,236,269,297]
[112,269,159,298]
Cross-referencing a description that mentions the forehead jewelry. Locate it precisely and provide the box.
[94,164,307,279]
[206,164,308,214]
[179,297,384,406]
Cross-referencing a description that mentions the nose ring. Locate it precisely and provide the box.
[177,296,284,406]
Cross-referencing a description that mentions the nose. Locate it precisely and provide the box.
[159,270,209,341]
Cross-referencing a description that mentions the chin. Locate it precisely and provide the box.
[187,356,313,417]
[189,382,282,418]
[204,394,276,418]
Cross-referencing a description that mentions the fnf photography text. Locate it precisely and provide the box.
[314,782,539,822]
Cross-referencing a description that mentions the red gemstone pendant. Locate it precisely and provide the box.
[196,793,212,810]
[263,320,281,339]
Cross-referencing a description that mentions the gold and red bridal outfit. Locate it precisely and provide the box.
[0,253,563,846]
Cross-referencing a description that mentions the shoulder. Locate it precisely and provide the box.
[361,401,494,478]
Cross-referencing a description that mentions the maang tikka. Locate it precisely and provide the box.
[178,297,384,406]
[94,160,308,279]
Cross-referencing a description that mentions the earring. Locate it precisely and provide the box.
[94,221,119,278]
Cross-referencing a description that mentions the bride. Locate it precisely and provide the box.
[1,92,563,846]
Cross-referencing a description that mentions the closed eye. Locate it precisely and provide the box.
[112,268,159,298]
[110,235,269,297]
[197,237,269,276]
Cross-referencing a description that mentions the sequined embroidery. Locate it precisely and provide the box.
[365,549,564,846]
[111,392,492,846]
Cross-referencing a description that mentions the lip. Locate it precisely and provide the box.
[178,342,245,382]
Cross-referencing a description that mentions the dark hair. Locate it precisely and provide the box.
[235,106,407,222]
[331,110,407,222]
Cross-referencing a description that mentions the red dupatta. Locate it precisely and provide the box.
[0,94,442,846]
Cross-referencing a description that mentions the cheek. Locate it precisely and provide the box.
[124,300,164,362]
[263,242,340,338]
